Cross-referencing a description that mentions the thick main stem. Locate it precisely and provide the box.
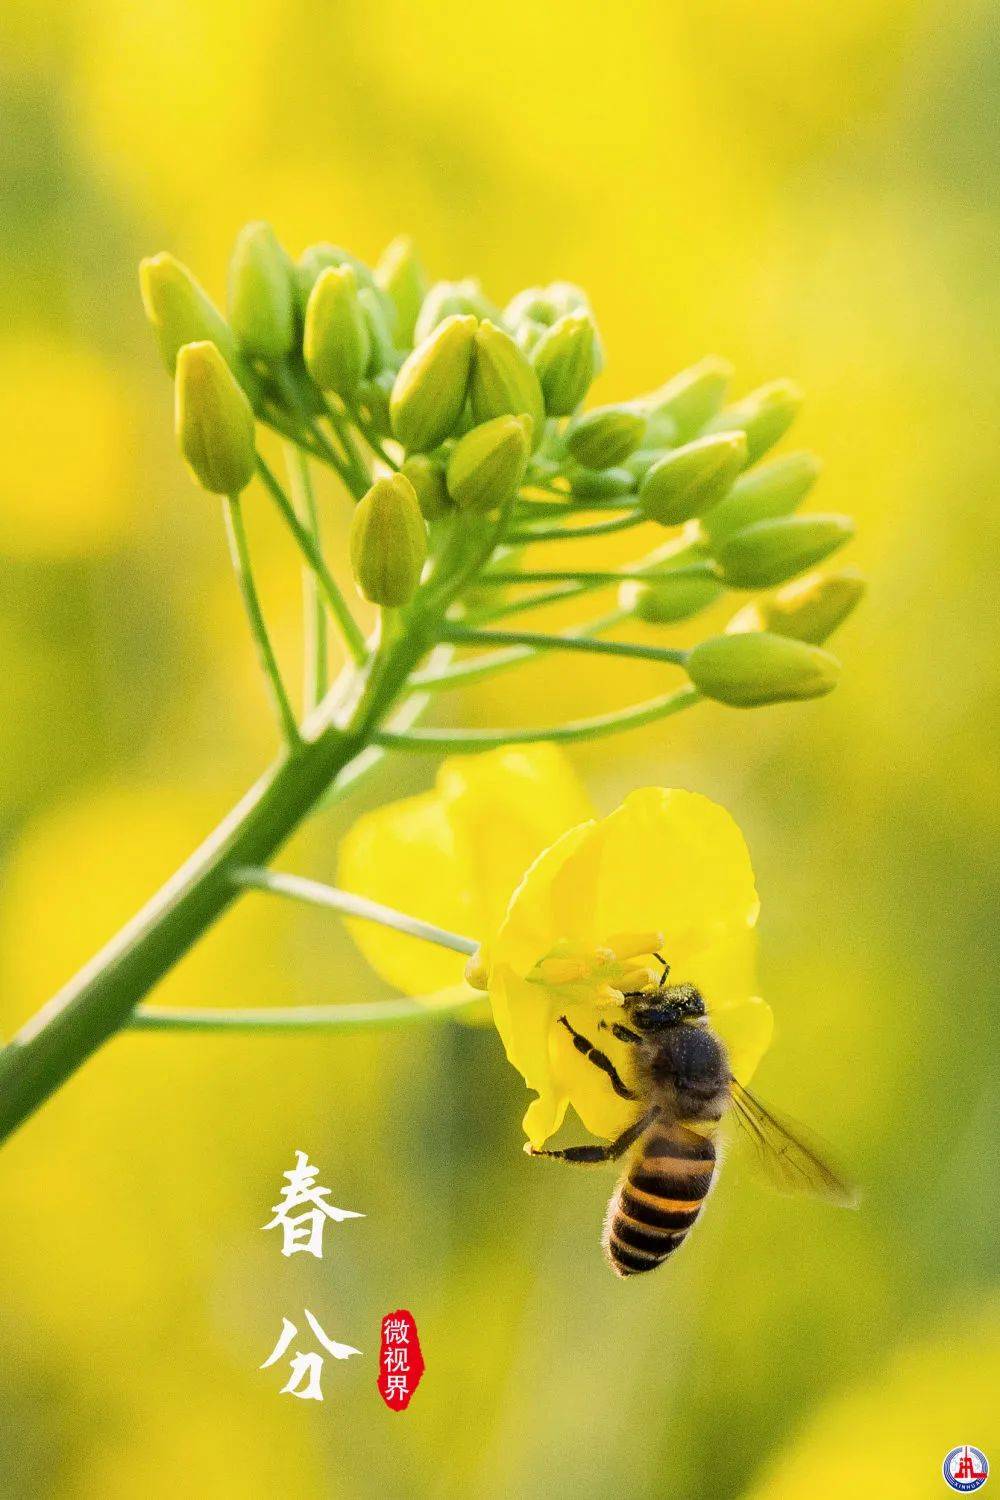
[0,627,429,1145]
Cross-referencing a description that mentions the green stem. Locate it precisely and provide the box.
[440,624,688,666]
[131,990,483,1032]
[514,493,632,516]
[469,583,591,623]
[320,398,374,494]
[231,867,478,955]
[506,512,646,543]
[345,401,399,471]
[256,457,368,666]
[411,611,627,691]
[312,642,458,810]
[0,507,513,1146]
[285,446,328,711]
[376,684,700,752]
[262,414,327,463]
[469,536,708,624]
[272,364,362,494]
[0,609,437,1145]
[479,564,714,587]
[223,495,302,750]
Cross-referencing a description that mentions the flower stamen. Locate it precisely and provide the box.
[605,931,665,962]
[526,934,667,1006]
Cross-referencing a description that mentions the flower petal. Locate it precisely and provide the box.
[337,784,468,995]
[684,928,758,1014]
[713,996,774,1085]
[551,1000,639,1142]
[586,787,759,970]
[491,819,595,978]
[491,966,565,1147]
[338,745,593,995]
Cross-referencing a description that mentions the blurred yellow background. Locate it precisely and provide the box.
[0,0,997,1495]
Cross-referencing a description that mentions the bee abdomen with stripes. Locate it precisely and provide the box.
[602,1122,716,1277]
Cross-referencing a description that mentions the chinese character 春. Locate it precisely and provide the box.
[260,1310,361,1401]
[263,1149,364,1259]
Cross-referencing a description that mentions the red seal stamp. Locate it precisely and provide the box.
[377,1309,424,1411]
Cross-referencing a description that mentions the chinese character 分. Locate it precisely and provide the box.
[263,1149,364,1259]
[260,1310,361,1401]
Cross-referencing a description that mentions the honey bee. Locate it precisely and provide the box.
[528,959,858,1277]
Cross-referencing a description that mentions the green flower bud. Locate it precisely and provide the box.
[713,513,855,589]
[446,414,532,511]
[413,279,498,344]
[503,286,563,329]
[303,265,370,397]
[296,242,388,310]
[547,284,603,374]
[390,314,477,452]
[514,321,547,355]
[505,284,604,373]
[563,465,634,499]
[471,320,545,439]
[638,431,747,526]
[701,450,821,545]
[400,454,453,521]
[140,252,239,376]
[705,378,802,464]
[349,473,427,606]
[531,311,596,416]
[619,573,724,624]
[546,280,591,316]
[564,405,646,469]
[375,235,427,347]
[227,221,296,360]
[640,356,733,446]
[358,286,397,377]
[686,631,840,707]
[175,341,256,495]
[726,568,866,644]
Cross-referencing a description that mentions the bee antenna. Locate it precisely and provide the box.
[653,952,670,987]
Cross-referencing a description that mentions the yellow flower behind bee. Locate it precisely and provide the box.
[337,745,594,996]
[338,747,772,1149]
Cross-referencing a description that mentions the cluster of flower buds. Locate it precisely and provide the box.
[141,221,863,718]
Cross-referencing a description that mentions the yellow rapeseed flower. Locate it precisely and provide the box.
[483,784,770,1147]
[337,745,593,996]
[339,746,772,1149]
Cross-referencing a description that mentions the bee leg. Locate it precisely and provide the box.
[557,1016,637,1100]
[599,1020,644,1046]
[526,1108,658,1164]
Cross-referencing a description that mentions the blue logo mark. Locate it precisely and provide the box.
[944,1447,989,1493]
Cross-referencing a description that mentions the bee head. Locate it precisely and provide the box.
[623,981,707,1031]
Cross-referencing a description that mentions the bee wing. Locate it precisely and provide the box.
[727,1079,860,1209]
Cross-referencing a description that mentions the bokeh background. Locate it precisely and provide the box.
[1,1,998,1495]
